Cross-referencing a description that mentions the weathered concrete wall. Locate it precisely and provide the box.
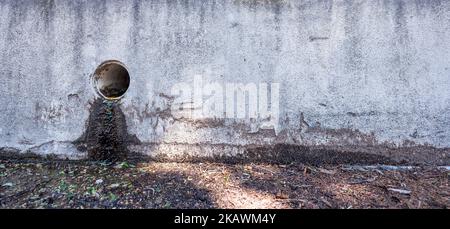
[0,0,449,163]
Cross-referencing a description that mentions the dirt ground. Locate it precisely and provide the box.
[0,159,448,209]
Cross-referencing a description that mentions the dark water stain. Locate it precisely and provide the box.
[210,0,218,18]
[343,0,364,74]
[390,0,413,85]
[75,98,140,162]
[199,1,206,28]
[181,0,191,19]
[5,1,27,47]
[131,0,142,49]
[271,0,281,28]
[165,0,176,26]
[414,0,443,14]
[39,0,55,30]
[70,0,85,70]
[272,0,282,51]
[150,144,398,166]
[91,0,107,59]
[393,0,409,45]
[242,144,397,165]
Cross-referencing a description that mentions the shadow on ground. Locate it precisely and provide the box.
[0,160,215,209]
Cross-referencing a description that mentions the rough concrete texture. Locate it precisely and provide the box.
[0,0,449,164]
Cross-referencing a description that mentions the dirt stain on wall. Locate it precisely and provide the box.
[75,98,140,162]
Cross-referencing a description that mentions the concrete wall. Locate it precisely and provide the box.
[0,0,449,162]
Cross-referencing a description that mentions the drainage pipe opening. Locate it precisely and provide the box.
[92,60,130,100]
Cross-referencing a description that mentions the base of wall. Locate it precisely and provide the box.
[1,142,449,166]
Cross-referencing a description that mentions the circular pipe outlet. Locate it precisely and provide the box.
[92,60,130,100]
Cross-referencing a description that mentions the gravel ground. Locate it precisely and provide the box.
[0,159,448,209]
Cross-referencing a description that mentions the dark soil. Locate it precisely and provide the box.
[0,159,448,209]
